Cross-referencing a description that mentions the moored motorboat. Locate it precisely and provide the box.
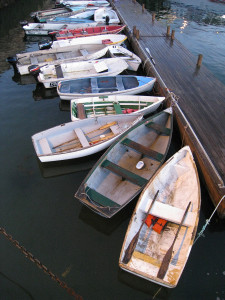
[54,25,126,40]
[57,75,156,100]
[94,7,120,24]
[48,34,127,49]
[12,45,140,75]
[75,108,173,218]
[31,114,143,162]
[22,22,99,36]
[119,146,201,288]
[33,57,129,88]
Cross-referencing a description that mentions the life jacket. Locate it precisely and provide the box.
[145,214,167,234]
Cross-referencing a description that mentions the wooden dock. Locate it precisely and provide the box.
[109,0,225,218]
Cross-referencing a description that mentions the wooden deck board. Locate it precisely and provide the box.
[110,0,225,217]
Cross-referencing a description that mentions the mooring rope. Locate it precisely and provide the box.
[194,195,225,244]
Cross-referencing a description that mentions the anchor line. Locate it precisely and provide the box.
[0,227,83,300]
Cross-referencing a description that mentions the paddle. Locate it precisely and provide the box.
[53,122,117,149]
[122,190,159,264]
[157,201,191,280]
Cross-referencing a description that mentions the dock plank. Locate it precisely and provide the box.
[109,0,225,217]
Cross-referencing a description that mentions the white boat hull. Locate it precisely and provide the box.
[37,58,129,88]
[32,114,142,162]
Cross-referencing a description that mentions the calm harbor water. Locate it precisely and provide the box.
[0,0,224,300]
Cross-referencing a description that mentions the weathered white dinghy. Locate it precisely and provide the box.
[75,108,173,218]
[15,45,140,75]
[57,0,110,7]
[57,75,156,101]
[30,6,86,22]
[23,22,98,36]
[119,146,201,288]
[35,57,129,88]
[70,95,165,120]
[49,34,127,49]
[15,44,108,75]
[31,114,142,162]
[94,8,120,24]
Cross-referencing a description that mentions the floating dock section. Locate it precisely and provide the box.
[109,0,225,218]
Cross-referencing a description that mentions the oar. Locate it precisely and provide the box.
[55,133,115,153]
[53,122,117,149]
[122,190,159,264]
[157,201,191,279]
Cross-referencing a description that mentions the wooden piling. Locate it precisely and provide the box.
[142,3,145,13]
[196,54,203,67]
[152,13,155,22]
[166,25,170,36]
[133,26,136,36]
[171,29,175,40]
[136,29,140,40]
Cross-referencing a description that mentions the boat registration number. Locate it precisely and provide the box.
[50,81,58,88]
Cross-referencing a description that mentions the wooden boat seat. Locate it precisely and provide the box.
[145,201,197,227]
[30,56,39,65]
[55,53,64,60]
[91,77,99,93]
[121,138,164,161]
[113,102,123,114]
[74,128,89,147]
[76,103,86,119]
[55,65,64,78]
[110,124,120,135]
[85,186,120,207]
[79,49,89,56]
[39,138,52,155]
[145,121,171,136]
[116,76,125,91]
[101,159,148,187]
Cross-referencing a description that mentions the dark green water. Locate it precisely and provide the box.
[0,1,224,300]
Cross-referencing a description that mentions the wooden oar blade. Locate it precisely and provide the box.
[122,232,139,264]
[122,190,159,264]
[157,245,173,279]
[157,201,191,280]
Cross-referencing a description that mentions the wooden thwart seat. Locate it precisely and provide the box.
[76,103,86,119]
[116,76,125,90]
[145,201,197,227]
[74,128,89,147]
[55,53,64,60]
[79,49,89,56]
[145,121,171,136]
[30,56,39,65]
[85,186,120,207]
[113,102,123,114]
[39,138,52,155]
[121,138,164,161]
[101,159,148,186]
[91,77,99,93]
[55,65,64,78]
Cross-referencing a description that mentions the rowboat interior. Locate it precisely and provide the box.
[59,76,146,94]
[17,44,108,67]
[119,146,200,288]
[32,115,141,158]
[71,96,164,119]
[76,109,173,218]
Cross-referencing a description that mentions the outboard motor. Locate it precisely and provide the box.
[28,65,41,82]
[105,15,110,25]
[38,40,53,50]
[6,56,17,65]
[48,31,57,41]
[20,20,28,27]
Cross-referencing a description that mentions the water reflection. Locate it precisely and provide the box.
[141,0,225,26]
[37,150,104,178]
